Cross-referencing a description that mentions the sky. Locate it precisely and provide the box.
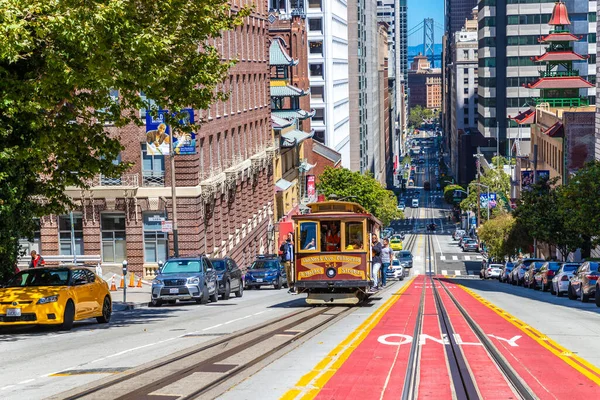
[407,0,445,47]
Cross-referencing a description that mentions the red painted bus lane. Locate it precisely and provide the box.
[447,279,600,399]
[315,277,423,399]
[435,282,517,400]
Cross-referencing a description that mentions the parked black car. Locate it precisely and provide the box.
[209,257,244,300]
[568,261,600,302]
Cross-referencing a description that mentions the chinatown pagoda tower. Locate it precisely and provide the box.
[525,0,593,107]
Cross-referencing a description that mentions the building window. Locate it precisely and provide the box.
[310,63,324,77]
[463,50,469,58]
[143,213,168,263]
[58,214,84,256]
[308,0,322,9]
[309,18,323,32]
[100,154,122,186]
[464,88,469,94]
[19,219,41,256]
[101,213,126,263]
[311,86,324,100]
[313,130,325,143]
[271,0,286,11]
[309,41,323,55]
[313,108,325,122]
[139,92,158,122]
[141,143,165,186]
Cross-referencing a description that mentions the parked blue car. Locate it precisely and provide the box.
[244,255,287,290]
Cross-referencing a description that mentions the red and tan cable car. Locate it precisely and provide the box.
[292,200,382,305]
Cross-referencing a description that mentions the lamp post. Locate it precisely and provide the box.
[169,128,179,258]
[454,188,470,232]
[473,183,491,221]
[69,211,77,264]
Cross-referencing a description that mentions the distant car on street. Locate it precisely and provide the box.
[386,259,405,280]
[395,250,414,269]
[484,264,503,279]
[390,238,403,251]
[209,257,244,300]
[150,256,219,307]
[462,239,479,252]
[499,262,514,283]
[524,262,544,289]
[452,229,466,241]
[551,263,580,296]
[244,255,287,290]
[568,261,600,302]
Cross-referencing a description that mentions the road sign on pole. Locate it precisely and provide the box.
[161,220,173,233]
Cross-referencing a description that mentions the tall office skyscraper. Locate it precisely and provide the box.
[478,0,596,156]
[377,0,408,94]
[445,0,478,38]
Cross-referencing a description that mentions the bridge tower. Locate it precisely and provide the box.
[423,18,435,66]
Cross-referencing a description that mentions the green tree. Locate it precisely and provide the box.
[460,166,510,217]
[478,214,516,260]
[443,184,465,205]
[408,105,434,128]
[557,161,600,257]
[317,167,401,226]
[515,178,582,259]
[0,1,248,280]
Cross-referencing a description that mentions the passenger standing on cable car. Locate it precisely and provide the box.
[370,234,383,292]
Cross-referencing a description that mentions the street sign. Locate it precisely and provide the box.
[161,220,173,233]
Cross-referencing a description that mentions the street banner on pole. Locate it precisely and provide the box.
[306,175,316,197]
[145,108,195,155]
[479,193,497,209]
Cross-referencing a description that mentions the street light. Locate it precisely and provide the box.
[453,188,471,232]
[122,260,128,304]
[472,182,491,221]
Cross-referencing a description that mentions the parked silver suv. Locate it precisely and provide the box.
[150,256,218,307]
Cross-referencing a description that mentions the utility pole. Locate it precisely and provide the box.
[170,127,179,258]
[476,159,481,231]
[532,144,538,257]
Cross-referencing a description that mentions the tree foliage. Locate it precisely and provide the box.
[317,167,401,226]
[0,0,247,280]
[443,184,464,205]
[479,214,532,260]
[408,105,433,128]
[460,166,510,215]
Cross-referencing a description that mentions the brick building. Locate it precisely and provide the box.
[28,1,275,277]
[408,53,442,111]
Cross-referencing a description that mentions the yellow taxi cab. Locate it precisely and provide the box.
[0,266,112,330]
[390,238,403,251]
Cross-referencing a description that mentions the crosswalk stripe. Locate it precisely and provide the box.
[440,255,446,261]
[464,255,471,261]
[452,256,458,261]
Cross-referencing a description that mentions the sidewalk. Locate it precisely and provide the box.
[101,273,152,312]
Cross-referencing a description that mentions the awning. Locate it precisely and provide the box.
[275,178,294,192]
[526,76,593,89]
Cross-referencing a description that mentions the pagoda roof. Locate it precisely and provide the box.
[269,38,299,67]
[272,109,315,121]
[271,115,294,129]
[539,32,582,43]
[511,109,535,125]
[525,76,594,89]
[549,1,571,26]
[543,121,564,138]
[281,130,313,148]
[531,51,587,62]
[270,84,310,97]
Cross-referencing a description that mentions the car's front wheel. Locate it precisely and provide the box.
[234,281,244,298]
[200,285,209,304]
[60,300,75,331]
[581,287,589,303]
[568,284,577,300]
[150,298,163,307]
[221,281,231,300]
[209,286,218,303]
[274,278,282,290]
[96,296,112,324]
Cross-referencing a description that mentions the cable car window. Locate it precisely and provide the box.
[321,221,341,251]
[345,222,364,250]
[299,222,318,251]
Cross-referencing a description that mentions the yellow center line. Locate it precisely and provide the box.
[281,277,417,400]
[459,285,600,386]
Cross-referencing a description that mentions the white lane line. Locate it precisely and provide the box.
[253,311,267,316]
[203,323,223,331]
[90,337,179,364]
[1,385,15,390]
[224,315,252,325]
[18,379,34,385]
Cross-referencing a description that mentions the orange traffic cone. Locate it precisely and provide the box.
[110,276,117,291]
[136,276,143,288]
[119,275,125,289]
[128,273,135,288]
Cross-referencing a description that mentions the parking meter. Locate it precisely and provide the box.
[122,260,128,303]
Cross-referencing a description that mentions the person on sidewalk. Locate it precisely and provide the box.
[29,250,46,269]
[370,234,383,292]
[280,233,295,294]
[381,239,394,287]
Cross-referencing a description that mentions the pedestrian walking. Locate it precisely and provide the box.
[381,239,394,287]
[29,250,46,268]
[370,234,383,292]
[279,233,295,294]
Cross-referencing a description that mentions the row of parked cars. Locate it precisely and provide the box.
[482,257,600,306]
[150,254,288,307]
[453,230,480,253]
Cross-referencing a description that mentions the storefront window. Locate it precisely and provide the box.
[101,213,126,263]
[143,213,168,263]
[299,222,318,251]
[59,214,84,256]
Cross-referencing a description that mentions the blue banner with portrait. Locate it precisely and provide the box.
[145,108,196,155]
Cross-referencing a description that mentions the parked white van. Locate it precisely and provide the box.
[412,198,419,208]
